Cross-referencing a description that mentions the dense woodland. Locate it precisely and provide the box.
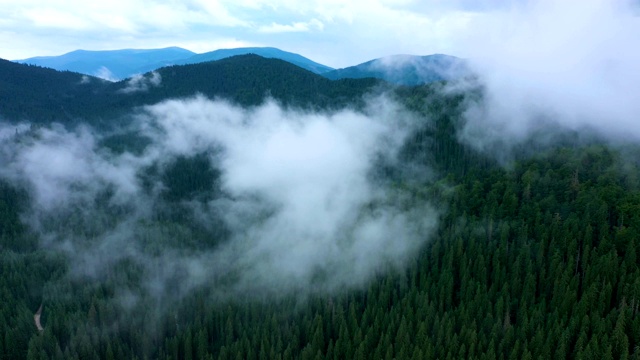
[0,55,381,128]
[1,56,640,359]
[322,54,466,86]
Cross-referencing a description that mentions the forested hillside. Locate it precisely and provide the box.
[114,54,382,109]
[1,56,639,360]
[0,59,110,123]
[172,47,334,74]
[0,55,381,127]
[323,55,470,86]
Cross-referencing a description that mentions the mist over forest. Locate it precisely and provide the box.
[2,2,640,359]
[2,93,439,301]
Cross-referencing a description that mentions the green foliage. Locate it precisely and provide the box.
[1,57,639,359]
[0,59,112,125]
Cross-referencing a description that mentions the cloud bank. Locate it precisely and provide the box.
[457,0,640,154]
[0,96,437,304]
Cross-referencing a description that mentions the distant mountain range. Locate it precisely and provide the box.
[15,47,196,81]
[15,47,334,80]
[15,47,470,85]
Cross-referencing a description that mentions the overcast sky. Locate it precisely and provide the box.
[0,0,638,68]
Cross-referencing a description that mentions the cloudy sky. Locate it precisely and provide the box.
[0,0,638,68]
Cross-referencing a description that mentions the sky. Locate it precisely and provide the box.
[2,0,638,68]
[0,0,540,68]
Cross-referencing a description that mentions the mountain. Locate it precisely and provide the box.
[120,54,374,108]
[15,46,334,80]
[0,55,380,125]
[15,47,196,80]
[14,46,469,85]
[173,47,334,74]
[323,54,471,85]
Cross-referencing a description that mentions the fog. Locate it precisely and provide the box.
[119,71,162,93]
[457,0,640,154]
[372,54,470,84]
[0,95,437,304]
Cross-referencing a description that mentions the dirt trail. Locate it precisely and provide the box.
[34,304,43,331]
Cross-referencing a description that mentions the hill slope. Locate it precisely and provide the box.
[0,55,380,125]
[0,58,113,122]
[323,54,470,85]
[123,54,374,108]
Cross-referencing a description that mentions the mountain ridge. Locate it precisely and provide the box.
[15,46,469,85]
[0,54,383,126]
[172,47,334,74]
[15,47,196,80]
[15,46,333,80]
[323,54,471,85]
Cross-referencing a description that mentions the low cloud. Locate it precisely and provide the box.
[369,54,471,84]
[118,71,162,93]
[94,66,118,82]
[0,124,138,214]
[0,95,438,305]
[455,0,640,154]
